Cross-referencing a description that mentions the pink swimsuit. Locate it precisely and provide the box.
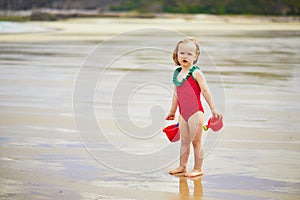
[173,66,204,121]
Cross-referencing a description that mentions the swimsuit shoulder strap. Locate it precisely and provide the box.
[190,65,199,73]
[191,65,200,80]
[173,67,182,86]
[173,66,200,86]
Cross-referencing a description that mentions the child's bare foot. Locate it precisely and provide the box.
[184,169,203,177]
[169,167,186,175]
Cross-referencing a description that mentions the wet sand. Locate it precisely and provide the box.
[0,15,300,199]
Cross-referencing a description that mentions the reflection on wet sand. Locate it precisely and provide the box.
[179,177,203,200]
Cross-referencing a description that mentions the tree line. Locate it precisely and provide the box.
[0,0,299,15]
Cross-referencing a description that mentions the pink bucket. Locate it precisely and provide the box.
[204,116,223,132]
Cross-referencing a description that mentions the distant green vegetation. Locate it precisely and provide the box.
[111,0,300,15]
[0,0,299,15]
[0,15,30,21]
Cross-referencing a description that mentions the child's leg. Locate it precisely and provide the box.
[185,112,204,177]
[169,115,190,175]
[179,115,191,169]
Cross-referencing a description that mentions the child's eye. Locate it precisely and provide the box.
[188,53,192,56]
[179,52,184,54]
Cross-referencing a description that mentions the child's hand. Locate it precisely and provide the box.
[211,108,223,119]
[166,113,175,120]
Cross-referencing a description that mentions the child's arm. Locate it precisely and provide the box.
[166,87,178,120]
[194,70,222,119]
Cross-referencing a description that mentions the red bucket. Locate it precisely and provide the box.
[163,123,180,142]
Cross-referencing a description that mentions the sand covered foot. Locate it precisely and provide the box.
[184,169,203,177]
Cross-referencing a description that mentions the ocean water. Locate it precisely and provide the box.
[1,24,299,135]
[0,21,51,33]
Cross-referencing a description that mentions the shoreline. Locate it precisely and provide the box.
[0,15,300,43]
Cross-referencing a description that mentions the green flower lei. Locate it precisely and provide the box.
[173,66,199,86]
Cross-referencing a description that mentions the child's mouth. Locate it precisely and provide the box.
[182,59,188,63]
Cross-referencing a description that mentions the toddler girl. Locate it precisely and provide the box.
[166,37,222,177]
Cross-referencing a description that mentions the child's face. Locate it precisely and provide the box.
[177,41,198,67]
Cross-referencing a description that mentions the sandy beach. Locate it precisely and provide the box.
[0,15,299,199]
